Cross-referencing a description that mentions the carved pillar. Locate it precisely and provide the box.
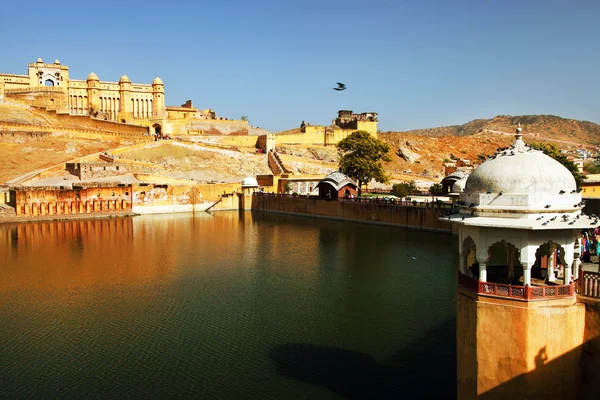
[547,253,556,282]
[459,255,466,274]
[523,263,533,286]
[479,262,487,282]
[573,258,581,281]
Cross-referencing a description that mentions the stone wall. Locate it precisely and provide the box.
[66,162,132,180]
[185,119,249,136]
[250,194,453,232]
[9,184,132,216]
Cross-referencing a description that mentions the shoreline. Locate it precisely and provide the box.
[0,210,136,224]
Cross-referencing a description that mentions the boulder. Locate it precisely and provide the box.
[396,146,421,163]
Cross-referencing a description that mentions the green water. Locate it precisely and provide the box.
[0,211,457,399]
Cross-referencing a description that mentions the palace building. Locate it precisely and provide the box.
[0,58,164,122]
[0,58,242,136]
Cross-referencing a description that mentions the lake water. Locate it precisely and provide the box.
[0,211,457,399]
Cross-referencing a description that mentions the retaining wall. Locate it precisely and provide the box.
[250,194,453,233]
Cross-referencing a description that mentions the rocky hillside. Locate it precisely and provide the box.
[392,115,600,148]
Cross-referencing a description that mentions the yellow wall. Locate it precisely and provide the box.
[457,288,586,399]
[275,132,325,146]
[582,176,600,198]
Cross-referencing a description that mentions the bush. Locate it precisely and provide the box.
[391,181,417,198]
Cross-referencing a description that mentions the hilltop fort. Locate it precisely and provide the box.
[0,58,248,136]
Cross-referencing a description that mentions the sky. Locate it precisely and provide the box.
[1,0,598,132]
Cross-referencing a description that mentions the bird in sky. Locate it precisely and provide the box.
[333,82,346,91]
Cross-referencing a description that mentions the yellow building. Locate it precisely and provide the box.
[582,174,600,198]
[298,110,378,146]
[0,58,164,122]
[0,58,243,136]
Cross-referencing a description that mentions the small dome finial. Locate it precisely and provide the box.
[512,122,528,153]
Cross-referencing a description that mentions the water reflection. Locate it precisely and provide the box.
[0,211,457,399]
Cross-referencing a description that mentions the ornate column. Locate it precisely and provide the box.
[573,258,581,281]
[523,263,533,286]
[479,262,487,282]
[564,262,572,285]
[547,253,556,282]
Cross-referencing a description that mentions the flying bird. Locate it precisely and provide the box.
[333,82,346,91]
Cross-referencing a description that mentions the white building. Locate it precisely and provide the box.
[449,123,593,298]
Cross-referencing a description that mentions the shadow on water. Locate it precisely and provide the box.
[270,319,456,399]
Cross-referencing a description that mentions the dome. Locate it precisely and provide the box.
[461,124,578,211]
[87,72,99,81]
[452,175,468,193]
[241,177,259,187]
[465,151,575,195]
[36,58,43,63]
[54,59,60,65]
[319,171,357,191]
[119,74,130,83]
[153,77,163,85]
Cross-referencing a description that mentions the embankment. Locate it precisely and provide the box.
[251,194,454,233]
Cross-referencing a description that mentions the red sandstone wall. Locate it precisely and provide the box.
[250,195,453,232]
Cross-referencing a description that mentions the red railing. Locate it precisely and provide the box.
[458,273,575,301]
[577,267,600,298]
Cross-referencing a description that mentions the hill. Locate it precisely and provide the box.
[396,115,600,148]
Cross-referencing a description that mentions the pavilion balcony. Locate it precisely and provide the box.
[458,272,576,301]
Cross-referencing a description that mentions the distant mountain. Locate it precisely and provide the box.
[391,115,600,148]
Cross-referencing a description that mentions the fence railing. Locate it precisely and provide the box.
[577,267,600,298]
[458,272,575,301]
[339,197,453,208]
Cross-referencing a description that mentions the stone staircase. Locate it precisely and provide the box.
[268,149,293,175]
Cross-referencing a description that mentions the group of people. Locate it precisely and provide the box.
[580,228,600,263]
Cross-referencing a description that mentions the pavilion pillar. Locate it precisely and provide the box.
[459,255,466,274]
[573,258,581,281]
[523,263,533,286]
[548,254,557,282]
[564,263,572,285]
[479,262,487,282]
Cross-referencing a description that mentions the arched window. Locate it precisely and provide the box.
[44,79,54,87]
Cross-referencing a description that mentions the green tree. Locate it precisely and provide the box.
[429,183,442,195]
[392,181,417,199]
[530,142,586,188]
[336,130,391,189]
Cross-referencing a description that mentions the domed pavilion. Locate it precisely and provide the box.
[450,123,592,300]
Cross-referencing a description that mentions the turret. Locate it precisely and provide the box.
[119,74,132,115]
[86,72,100,114]
[152,77,164,116]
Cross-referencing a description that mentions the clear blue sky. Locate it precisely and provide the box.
[1,0,598,132]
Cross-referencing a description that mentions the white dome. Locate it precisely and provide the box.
[241,177,259,187]
[460,128,579,212]
[452,175,468,193]
[465,151,576,195]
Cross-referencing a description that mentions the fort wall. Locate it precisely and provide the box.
[9,184,132,216]
[186,119,249,136]
[274,132,325,146]
[250,194,453,233]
